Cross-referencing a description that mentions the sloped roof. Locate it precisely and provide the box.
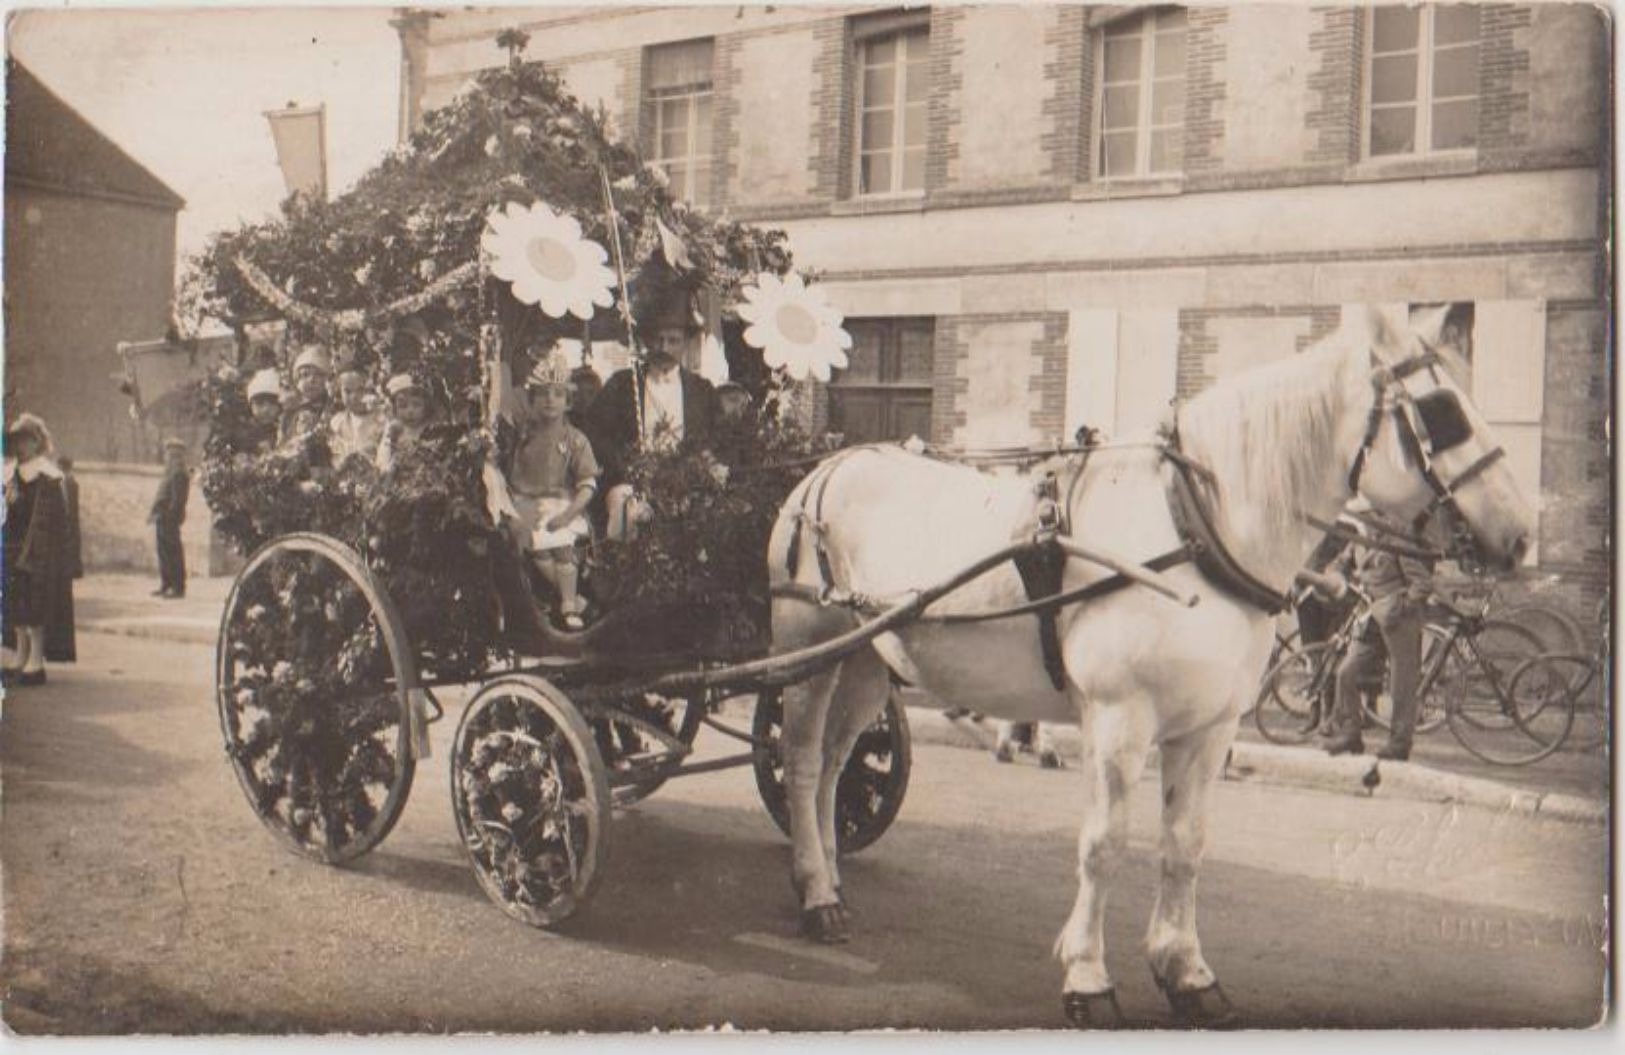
[6,60,185,210]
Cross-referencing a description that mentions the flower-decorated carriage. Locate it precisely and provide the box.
[196,43,912,927]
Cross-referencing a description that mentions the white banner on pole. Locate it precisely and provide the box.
[264,103,327,199]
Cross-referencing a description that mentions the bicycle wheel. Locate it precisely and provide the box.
[1446,643,1575,766]
[1496,601,1585,654]
[1362,624,1450,734]
[1439,621,1546,732]
[1254,641,1335,745]
[1510,654,1604,752]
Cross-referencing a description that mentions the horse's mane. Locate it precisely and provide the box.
[1176,329,1367,547]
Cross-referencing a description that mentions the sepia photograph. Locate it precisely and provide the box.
[0,0,1612,1036]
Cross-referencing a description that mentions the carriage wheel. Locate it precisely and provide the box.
[752,686,911,855]
[216,534,420,865]
[452,675,610,928]
[596,692,707,809]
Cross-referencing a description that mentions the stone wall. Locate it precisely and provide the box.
[74,462,217,578]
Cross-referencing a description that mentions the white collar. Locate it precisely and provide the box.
[13,456,62,482]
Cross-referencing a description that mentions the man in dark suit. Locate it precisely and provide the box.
[149,438,190,598]
[585,283,719,539]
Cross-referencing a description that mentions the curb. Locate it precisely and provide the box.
[901,703,1606,828]
[79,618,218,647]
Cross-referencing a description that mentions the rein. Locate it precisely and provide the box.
[1299,513,1443,562]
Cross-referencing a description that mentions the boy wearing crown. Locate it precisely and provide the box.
[503,345,600,631]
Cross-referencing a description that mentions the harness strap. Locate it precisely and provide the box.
[934,546,1193,624]
[1012,538,1067,689]
[1437,445,1506,498]
[781,446,884,587]
[1162,431,1288,614]
[769,545,1195,625]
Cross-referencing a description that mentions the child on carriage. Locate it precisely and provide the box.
[376,373,433,471]
[245,369,285,453]
[501,346,601,631]
[328,364,385,469]
[281,344,334,445]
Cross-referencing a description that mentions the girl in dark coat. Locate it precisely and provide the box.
[3,414,68,686]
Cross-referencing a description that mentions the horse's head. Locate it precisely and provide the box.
[1350,305,1535,572]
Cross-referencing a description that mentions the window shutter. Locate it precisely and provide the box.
[1116,309,1180,436]
[1066,308,1120,436]
[1472,300,1545,423]
[1473,299,1546,565]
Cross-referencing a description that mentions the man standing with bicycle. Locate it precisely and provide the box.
[1323,507,1436,761]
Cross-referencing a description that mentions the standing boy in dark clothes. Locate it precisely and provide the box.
[149,438,190,599]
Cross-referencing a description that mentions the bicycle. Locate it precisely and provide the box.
[1507,598,1609,753]
[1254,577,1569,764]
[1254,577,1449,745]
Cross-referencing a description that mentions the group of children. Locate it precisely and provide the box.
[241,341,600,632]
[243,345,432,472]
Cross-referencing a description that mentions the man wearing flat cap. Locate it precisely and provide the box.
[584,270,720,539]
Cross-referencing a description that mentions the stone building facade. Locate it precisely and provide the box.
[397,4,1610,606]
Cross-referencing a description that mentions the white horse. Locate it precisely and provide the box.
[767,305,1533,1028]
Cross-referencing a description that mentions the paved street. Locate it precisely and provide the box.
[0,624,1607,1033]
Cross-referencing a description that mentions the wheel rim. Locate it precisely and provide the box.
[752,687,911,855]
[452,676,609,927]
[1512,655,1604,752]
[1440,622,1545,733]
[1445,630,1575,766]
[1254,643,1331,744]
[215,535,417,864]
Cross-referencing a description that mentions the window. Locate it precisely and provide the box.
[853,14,929,196]
[1095,8,1186,179]
[646,38,715,203]
[1367,6,1480,157]
[829,318,935,444]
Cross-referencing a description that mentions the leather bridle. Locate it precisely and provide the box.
[1345,345,1507,558]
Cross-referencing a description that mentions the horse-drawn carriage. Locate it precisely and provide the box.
[196,43,1540,1030]
[213,525,914,928]
[211,301,1536,1028]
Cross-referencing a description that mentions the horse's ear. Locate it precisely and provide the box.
[1408,304,1452,351]
[1363,304,1409,358]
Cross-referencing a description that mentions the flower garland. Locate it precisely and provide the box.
[233,255,482,334]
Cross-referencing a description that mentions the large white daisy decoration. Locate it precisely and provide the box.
[481,201,616,321]
[736,271,852,382]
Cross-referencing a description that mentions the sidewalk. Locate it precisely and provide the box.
[903,700,1607,826]
[71,572,1606,826]
[75,573,230,646]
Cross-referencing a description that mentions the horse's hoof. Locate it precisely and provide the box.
[1062,988,1126,1030]
[800,904,850,944]
[1160,980,1239,1030]
[1039,750,1063,770]
[994,743,1015,764]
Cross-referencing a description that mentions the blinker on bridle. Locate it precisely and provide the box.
[1345,346,1508,518]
